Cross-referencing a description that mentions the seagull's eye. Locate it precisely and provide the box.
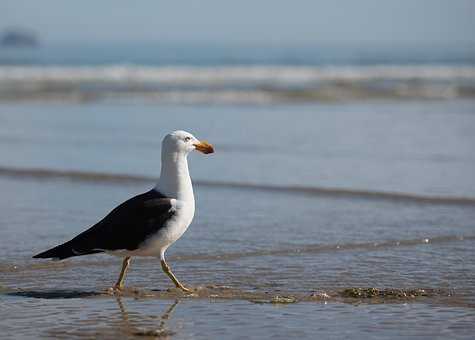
[184,137,191,142]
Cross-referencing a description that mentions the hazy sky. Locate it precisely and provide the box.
[1,0,474,45]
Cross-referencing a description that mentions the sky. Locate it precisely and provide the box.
[1,0,474,45]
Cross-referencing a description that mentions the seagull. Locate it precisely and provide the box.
[33,130,214,293]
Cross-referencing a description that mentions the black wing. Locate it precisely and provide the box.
[33,189,175,260]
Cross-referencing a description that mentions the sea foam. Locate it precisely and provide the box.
[1,65,474,103]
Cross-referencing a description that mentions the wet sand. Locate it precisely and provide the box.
[1,284,474,339]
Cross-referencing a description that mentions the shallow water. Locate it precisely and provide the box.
[1,100,475,338]
[0,100,474,196]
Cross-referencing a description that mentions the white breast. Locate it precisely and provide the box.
[136,199,195,257]
[124,142,196,258]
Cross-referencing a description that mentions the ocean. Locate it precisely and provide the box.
[0,43,474,339]
[1,42,475,104]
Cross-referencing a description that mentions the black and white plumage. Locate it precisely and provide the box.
[33,189,175,259]
[33,130,214,292]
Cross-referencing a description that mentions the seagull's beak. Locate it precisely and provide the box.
[193,140,214,154]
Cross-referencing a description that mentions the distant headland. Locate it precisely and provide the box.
[1,28,39,48]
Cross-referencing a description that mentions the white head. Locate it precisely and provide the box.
[162,130,214,156]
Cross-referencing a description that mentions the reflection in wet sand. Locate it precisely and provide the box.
[1,285,473,339]
[115,296,178,338]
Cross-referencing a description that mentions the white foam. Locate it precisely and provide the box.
[1,64,474,103]
[1,65,475,84]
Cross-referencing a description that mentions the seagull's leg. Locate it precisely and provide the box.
[160,257,191,292]
[114,256,131,290]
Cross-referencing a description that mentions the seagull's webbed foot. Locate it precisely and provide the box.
[160,259,193,293]
[106,285,124,295]
[107,256,131,295]
[177,284,193,293]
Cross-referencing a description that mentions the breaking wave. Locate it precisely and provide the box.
[1,166,475,206]
[1,64,475,103]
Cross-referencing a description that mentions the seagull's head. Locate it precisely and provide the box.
[163,130,214,156]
